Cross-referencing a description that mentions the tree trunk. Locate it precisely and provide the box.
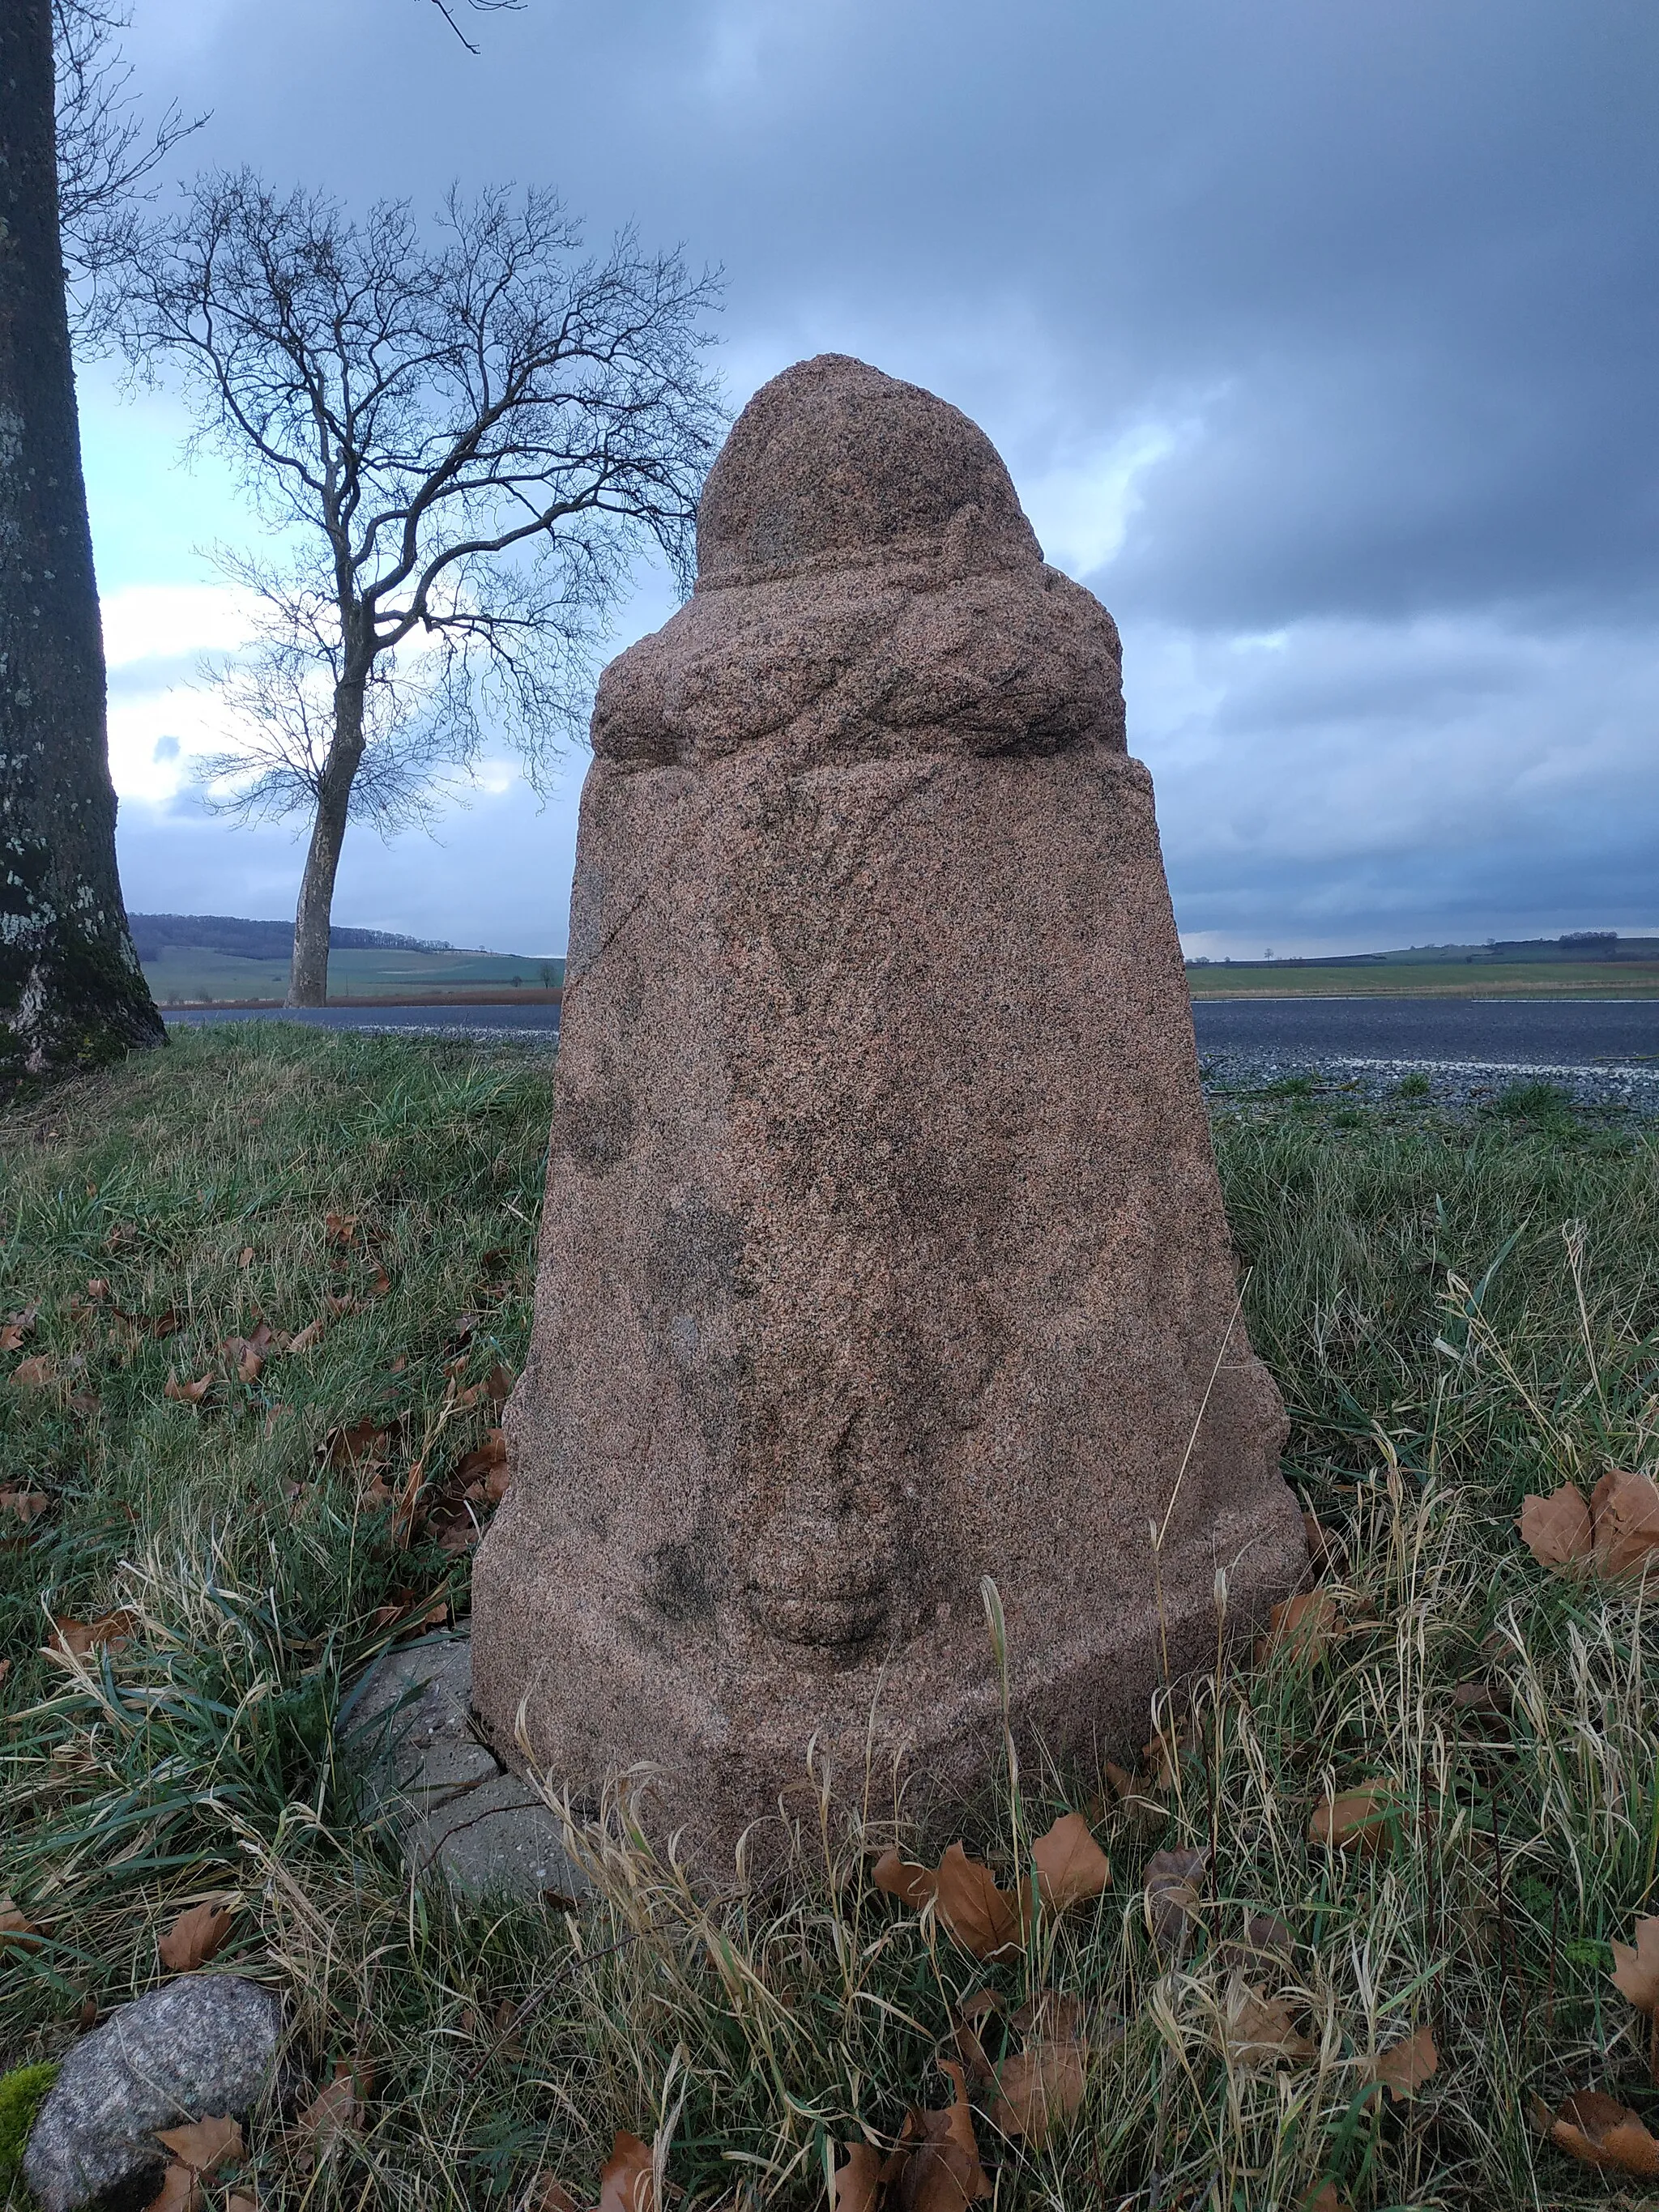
[287,679,365,1005]
[0,0,164,1084]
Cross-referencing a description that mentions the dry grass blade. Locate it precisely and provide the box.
[1363,2022,1438,2101]
[1531,2090,1659,2178]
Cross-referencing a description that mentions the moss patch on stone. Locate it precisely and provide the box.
[0,2062,58,2200]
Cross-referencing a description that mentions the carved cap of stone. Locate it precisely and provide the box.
[695,353,1043,587]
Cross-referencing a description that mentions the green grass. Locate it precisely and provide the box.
[1188,959,1659,999]
[3,1030,1658,2209]
[142,945,565,1005]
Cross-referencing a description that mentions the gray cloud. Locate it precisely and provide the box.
[105,0,1659,950]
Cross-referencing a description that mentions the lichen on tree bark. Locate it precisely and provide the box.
[0,0,163,1082]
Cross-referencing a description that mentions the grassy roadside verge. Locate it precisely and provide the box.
[3,1029,1658,2210]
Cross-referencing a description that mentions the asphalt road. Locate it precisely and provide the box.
[168,995,1656,1068]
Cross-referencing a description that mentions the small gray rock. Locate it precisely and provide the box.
[340,1634,586,1903]
[23,1975,282,2212]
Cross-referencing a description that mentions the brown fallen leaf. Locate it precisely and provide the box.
[0,1304,39,1352]
[1611,1915,1659,2014]
[882,2061,992,2210]
[158,1900,236,1973]
[365,1266,392,1300]
[1309,1779,1394,1856]
[1030,1811,1111,1915]
[224,2195,260,2212]
[1531,2088,1659,2178]
[1449,1678,1506,1713]
[49,1609,138,1660]
[1217,1975,1316,2065]
[522,2175,581,2212]
[1144,1844,1208,1956]
[146,2163,203,2212]
[164,1371,213,1405]
[1519,1483,1593,1571]
[155,2116,244,2176]
[0,1485,50,1527]
[0,1893,42,1950]
[1100,1759,1167,1839]
[1254,1591,1341,1667]
[988,2029,1088,2148]
[596,2132,657,2212]
[1300,2186,1352,2212]
[830,2142,882,2212]
[1302,1509,1346,1577]
[325,1212,360,1247]
[1215,1912,1297,1978]
[1589,1468,1659,1581]
[1363,2021,1438,2101]
[319,1416,394,1470]
[296,2063,366,2159]
[238,1247,254,1268]
[288,1316,326,1353]
[10,1353,58,1389]
[872,1843,1021,1959]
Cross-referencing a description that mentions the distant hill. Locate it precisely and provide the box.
[129,914,463,961]
[1188,932,1659,970]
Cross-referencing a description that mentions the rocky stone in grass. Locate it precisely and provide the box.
[23,1975,280,2212]
[341,1634,586,1903]
[471,352,1305,1868]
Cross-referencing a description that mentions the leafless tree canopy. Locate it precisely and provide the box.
[117,171,723,999]
[53,0,203,328]
[429,0,524,55]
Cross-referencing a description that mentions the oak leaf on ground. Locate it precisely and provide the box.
[830,2142,881,2212]
[0,1892,42,1950]
[1589,1468,1659,1580]
[1254,1591,1341,1666]
[1520,1471,1659,1583]
[0,1304,38,1352]
[49,1610,138,1660]
[1530,2089,1659,2178]
[881,2061,992,2210]
[1029,1811,1111,1914]
[1217,1975,1316,2066]
[154,2116,244,2176]
[158,1900,236,1973]
[1363,2022,1438,2101]
[1144,1844,1208,1957]
[596,2132,658,2212]
[1309,1779,1394,1856]
[1610,1916,1659,2015]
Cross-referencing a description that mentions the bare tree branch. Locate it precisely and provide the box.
[429,0,524,56]
[54,0,206,335]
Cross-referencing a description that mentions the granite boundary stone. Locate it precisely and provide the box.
[471,353,1307,1867]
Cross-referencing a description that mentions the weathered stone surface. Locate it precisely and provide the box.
[23,1976,280,2212]
[471,352,1304,1866]
[341,1635,586,1902]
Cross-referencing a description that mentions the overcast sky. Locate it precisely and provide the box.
[89,0,1658,957]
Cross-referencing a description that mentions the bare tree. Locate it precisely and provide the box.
[121,173,722,1004]
[428,0,524,55]
[0,0,169,1083]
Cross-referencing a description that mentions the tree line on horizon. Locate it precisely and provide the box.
[0,0,724,1083]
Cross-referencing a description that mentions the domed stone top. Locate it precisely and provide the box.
[695,354,1043,586]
